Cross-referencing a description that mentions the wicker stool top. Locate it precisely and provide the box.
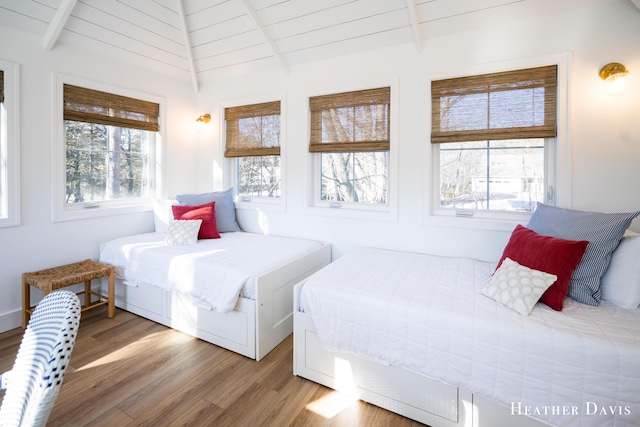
[23,259,113,292]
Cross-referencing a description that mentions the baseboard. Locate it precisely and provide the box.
[0,309,22,333]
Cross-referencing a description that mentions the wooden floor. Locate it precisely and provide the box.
[0,306,427,427]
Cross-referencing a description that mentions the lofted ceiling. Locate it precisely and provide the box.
[0,0,634,93]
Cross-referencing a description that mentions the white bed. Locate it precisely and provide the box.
[100,231,331,360]
[293,246,640,427]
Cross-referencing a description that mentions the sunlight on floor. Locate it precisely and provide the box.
[75,330,192,371]
[305,390,358,419]
[305,357,359,418]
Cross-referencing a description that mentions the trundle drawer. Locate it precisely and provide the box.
[168,292,250,346]
[304,329,460,424]
[108,279,164,317]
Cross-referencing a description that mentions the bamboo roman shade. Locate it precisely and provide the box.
[225,101,281,158]
[431,65,557,143]
[63,84,160,132]
[309,87,390,153]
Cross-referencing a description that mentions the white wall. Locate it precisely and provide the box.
[0,26,199,331]
[196,0,640,261]
[0,0,638,332]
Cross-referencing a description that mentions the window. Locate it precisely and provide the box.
[54,79,161,221]
[0,60,19,228]
[225,101,281,199]
[431,65,557,215]
[309,87,390,206]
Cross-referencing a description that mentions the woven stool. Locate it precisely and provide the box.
[22,259,115,329]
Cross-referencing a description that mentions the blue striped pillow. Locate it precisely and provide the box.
[527,203,640,306]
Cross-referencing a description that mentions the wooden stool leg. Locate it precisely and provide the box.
[22,274,30,329]
[107,269,115,318]
[84,280,92,308]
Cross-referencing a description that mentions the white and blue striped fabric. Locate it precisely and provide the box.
[0,290,81,427]
[527,203,640,306]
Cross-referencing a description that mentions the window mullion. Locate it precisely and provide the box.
[485,141,490,210]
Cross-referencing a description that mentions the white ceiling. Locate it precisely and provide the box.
[0,0,634,92]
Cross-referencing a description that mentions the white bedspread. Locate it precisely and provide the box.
[300,247,640,427]
[100,232,323,313]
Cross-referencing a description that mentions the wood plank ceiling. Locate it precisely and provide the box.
[0,0,633,93]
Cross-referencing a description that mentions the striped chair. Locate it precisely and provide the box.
[0,290,81,427]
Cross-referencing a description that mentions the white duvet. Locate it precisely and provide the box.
[300,247,640,427]
[100,232,323,313]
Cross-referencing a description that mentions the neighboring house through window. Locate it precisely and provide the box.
[431,65,558,217]
[309,87,390,207]
[225,101,281,200]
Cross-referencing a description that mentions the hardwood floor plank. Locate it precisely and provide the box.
[258,377,334,427]
[116,342,217,417]
[0,327,22,373]
[85,407,133,427]
[118,344,239,420]
[49,326,204,425]
[0,306,427,427]
[255,336,296,392]
[211,382,279,426]
[168,397,225,426]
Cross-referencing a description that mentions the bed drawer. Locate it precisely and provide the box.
[168,293,254,350]
[305,329,459,423]
[105,279,165,318]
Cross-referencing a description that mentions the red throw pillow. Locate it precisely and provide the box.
[171,202,220,239]
[496,225,588,311]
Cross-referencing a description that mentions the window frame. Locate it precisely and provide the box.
[0,59,20,228]
[424,52,571,230]
[305,81,399,221]
[222,95,286,213]
[52,74,164,222]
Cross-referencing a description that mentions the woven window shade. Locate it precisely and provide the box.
[431,65,556,143]
[309,87,390,153]
[225,101,281,158]
[63,84,159,132]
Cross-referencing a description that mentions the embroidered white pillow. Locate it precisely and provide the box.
[165,219,202,245]
[482,257,558,315]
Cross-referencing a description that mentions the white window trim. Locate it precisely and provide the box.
[220,94,287,214]
[0,60,20,228]
[304,79,399,222]
[423,52,572,231]
[51,73,165,222]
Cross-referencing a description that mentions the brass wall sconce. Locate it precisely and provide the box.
[196,113,211,124]
[599,62,629,96]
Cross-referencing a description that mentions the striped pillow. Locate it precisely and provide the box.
[527,203,640,306]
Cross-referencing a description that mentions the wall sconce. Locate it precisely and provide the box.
[196,113,211,124]
[599,62,629,96]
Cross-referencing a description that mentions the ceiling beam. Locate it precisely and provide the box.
[405,0,423,52]
[238,0,288,73]
[43,0,77,51]
[176,0,199,93]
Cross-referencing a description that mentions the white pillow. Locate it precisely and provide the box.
[165,219,202,245]
[601,234,640,309]
[152,198,178,233]
[481,257,558,315]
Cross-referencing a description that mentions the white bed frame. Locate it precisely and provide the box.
[293,281,547,427]
[101,242,331,361]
